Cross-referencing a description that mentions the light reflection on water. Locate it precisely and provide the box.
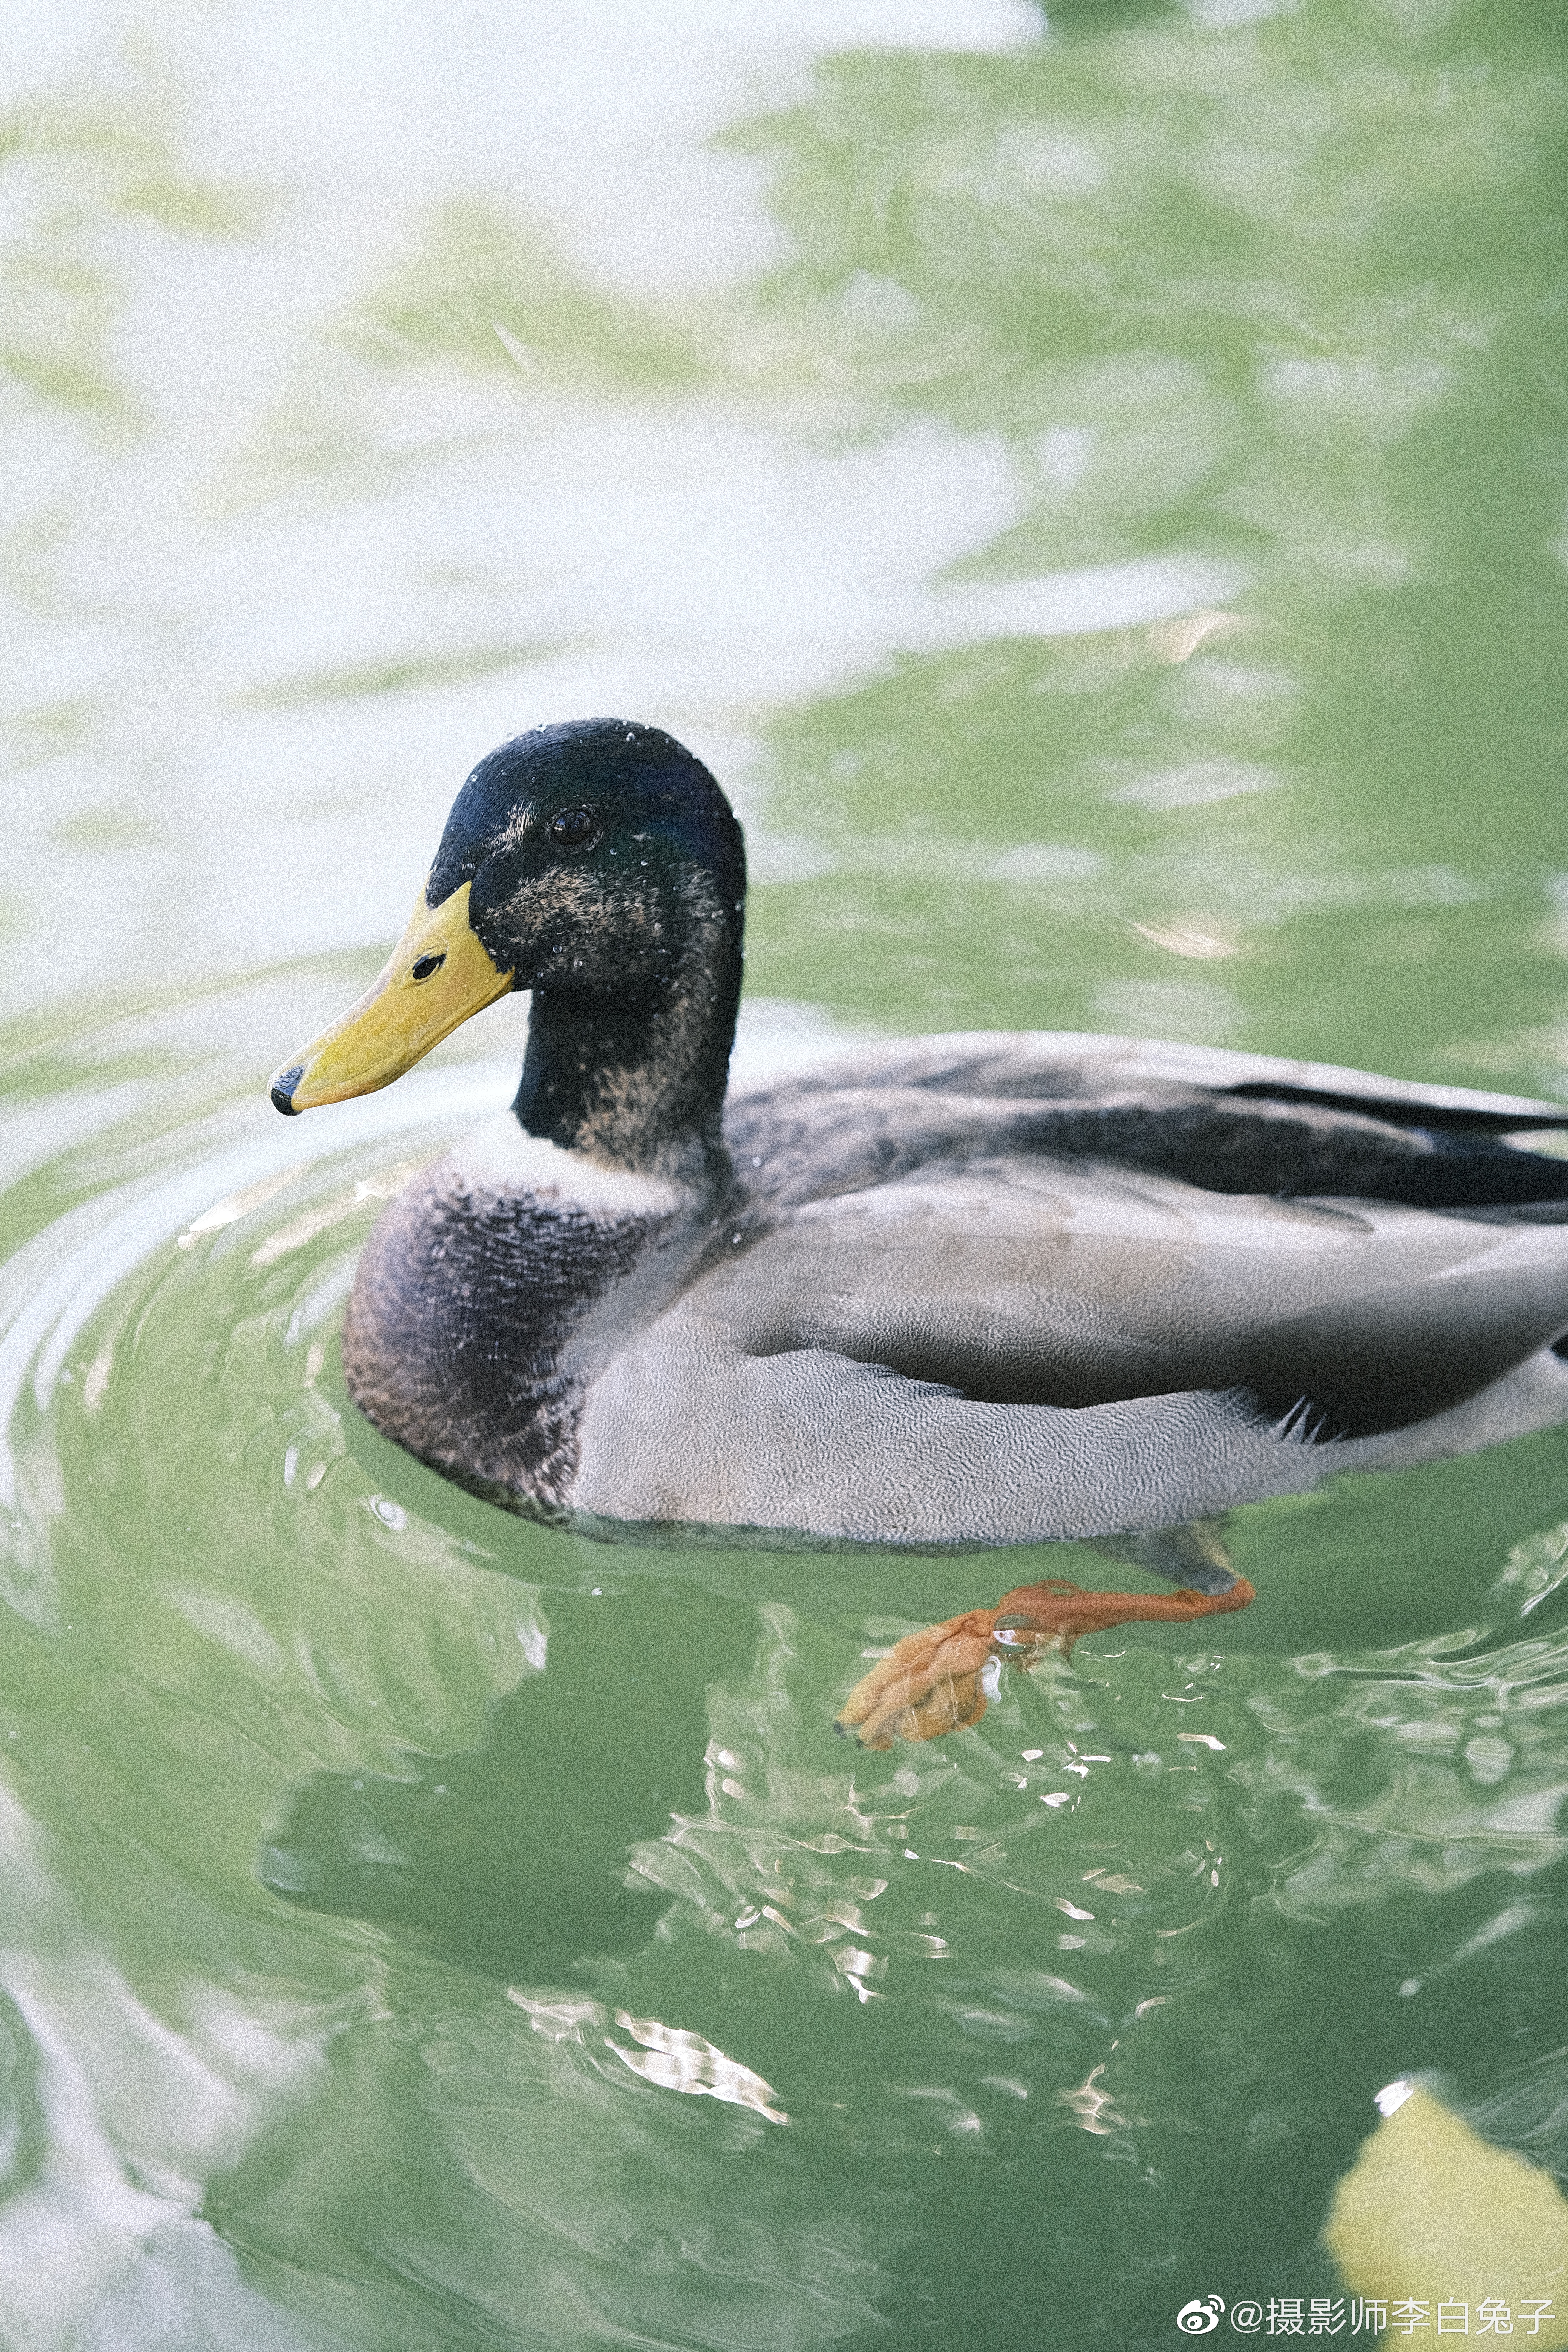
[4,0,1568,2344]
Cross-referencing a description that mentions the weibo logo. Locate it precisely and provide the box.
[1176,2298,1225,2335]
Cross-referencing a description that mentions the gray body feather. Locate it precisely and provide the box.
[340,1030,1568,1552]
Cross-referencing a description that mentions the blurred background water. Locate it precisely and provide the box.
[3,2,1568,2345]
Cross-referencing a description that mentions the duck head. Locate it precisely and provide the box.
[268,719,746,1178]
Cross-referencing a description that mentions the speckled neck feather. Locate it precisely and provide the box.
[511,871,743,1185]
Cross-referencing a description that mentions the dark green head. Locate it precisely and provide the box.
[430,719,746,995]
[270,720,747,1179]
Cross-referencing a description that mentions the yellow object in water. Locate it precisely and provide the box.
[1325,2083,1568,2349]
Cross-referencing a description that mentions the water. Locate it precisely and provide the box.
[4,2,1568,2344]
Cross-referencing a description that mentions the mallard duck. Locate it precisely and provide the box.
[270,720,1568,1745]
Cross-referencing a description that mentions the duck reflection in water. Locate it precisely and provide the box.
[261,1583,755,1978]
[267,721,1568,1756]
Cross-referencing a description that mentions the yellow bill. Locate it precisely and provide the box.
[269,881,513,1115]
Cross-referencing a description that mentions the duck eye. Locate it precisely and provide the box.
[549,807,596,846]
[410,951,446,982]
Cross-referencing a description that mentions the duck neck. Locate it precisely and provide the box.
[511,930,742,1185]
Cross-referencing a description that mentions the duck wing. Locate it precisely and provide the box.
[697,1034,1568,1464]
[765,1029,1566,1130]
[564,1037,1568,1550]
[570,1159,1568,1544]
[694,1153,1568,1436]
[724,1032,1568,1214]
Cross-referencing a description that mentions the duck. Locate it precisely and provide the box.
[269,718,1568,1747]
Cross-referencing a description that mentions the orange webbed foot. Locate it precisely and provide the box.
[833,1572,1255,1749]
[834,1608,1000,1750]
